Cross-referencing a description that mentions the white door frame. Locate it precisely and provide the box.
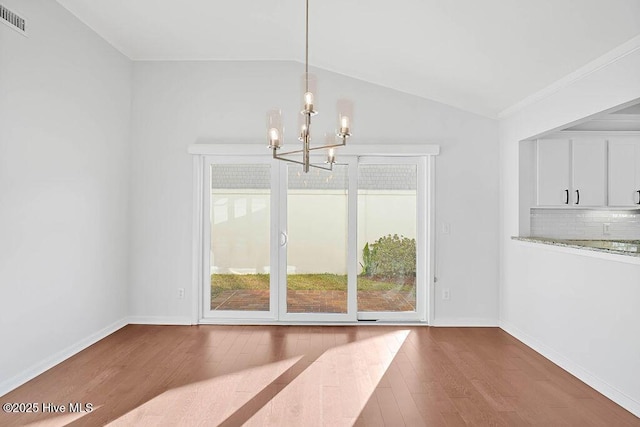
[355,156,428,322]
[191,143,438,324]
[200,155,280,321]
[278,156,358,322]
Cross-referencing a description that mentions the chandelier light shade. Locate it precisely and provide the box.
[337,98,353,137]
[266,0,352,173]
[266,109,283,148]
[301,73,318,113]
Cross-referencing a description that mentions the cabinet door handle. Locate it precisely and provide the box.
[564,189,569,204]
[636,190,640,205]
[575,189,580,205]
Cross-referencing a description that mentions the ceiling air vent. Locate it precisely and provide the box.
[1,4,27,36]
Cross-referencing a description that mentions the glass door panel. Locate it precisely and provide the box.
[202,155,428,323]
[357,162,420,318]
[208,163,273,314]
[284,164,351,317]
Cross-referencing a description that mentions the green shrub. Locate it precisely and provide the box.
[361,234,416,278]
[361,242,377,276]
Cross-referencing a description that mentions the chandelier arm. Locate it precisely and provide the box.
[275,148,305,156]
[273,153,334,172]
[308,163,333,172]
[307,141,346,152]
[275,139,344,157]
[274,141,347,158]
[272,154,307,167]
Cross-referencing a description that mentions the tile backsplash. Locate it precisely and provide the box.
[530,208,640,240]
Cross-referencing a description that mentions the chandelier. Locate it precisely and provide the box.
[266,0,352,173]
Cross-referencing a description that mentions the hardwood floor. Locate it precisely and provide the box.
[1,325,638,426]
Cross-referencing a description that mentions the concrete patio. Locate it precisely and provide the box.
[211,289,416,313]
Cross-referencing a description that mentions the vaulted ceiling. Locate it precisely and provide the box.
[55,0,640,118]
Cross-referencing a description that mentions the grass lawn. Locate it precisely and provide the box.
[211,273,415,298]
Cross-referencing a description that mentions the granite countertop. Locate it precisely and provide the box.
[512,236,640,257]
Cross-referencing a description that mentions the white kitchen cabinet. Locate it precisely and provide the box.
[571,138,607,206]
[537,137,606,207]
[537,139,570,206]
[609,137,640,206]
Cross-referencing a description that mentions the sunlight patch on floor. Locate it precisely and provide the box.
[245,329,411,426]
[108,356,303,426]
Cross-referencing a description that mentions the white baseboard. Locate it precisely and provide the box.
[500,320,640,418]
[0,317,128,398]
[430,317,499,327]
[128,316,193,325]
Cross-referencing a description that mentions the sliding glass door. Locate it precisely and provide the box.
[279,158,357,321]
[202,156,428,322]
[356,158,426,321]
[203,158,279,319]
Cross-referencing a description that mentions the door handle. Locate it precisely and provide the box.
[280,231,288,247]
[564,189,569,204]
[636,190,640,205]
[575,189,580,205]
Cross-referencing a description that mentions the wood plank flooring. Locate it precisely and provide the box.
[1,325,638,426]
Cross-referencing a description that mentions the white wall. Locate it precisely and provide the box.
[129,61,499,325]
[499,44,640,415]
[210,191,417,275]
[0,0,132,394]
